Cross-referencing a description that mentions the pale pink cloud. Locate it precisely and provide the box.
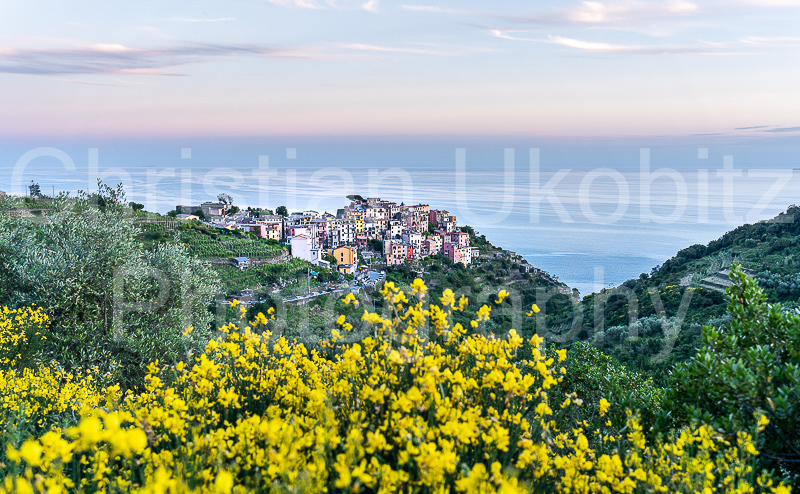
[340,43,451,55]
[89,44,135,53]
[567,1,698,24]
[490,29,754,56]
[0,42,323,76]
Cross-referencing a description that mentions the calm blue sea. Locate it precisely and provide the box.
[2,135,800,295]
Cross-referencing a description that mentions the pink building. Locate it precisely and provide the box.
[238,223,267,238]
[424,236,442,255]
[384,239,408,266]
[443,242,462,264]
[429,209,448,227]
[451,231,470,248]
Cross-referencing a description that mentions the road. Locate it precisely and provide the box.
[283,286,360,305]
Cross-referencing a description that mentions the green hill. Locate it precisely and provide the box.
[640,205,800,296]
[543,205,800,383]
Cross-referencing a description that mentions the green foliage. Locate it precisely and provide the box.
[246,206,274,217]
[662,265,800,475]
[176,224,284,260]
[215,258,310,291]
[76,180,127,213]
[552,342,663,431]
[0,191,219,390]
[28,181,41,198]
[138,222,170,248]
[566,205,800,382]
[276,205,288,217]
[316,267,331,282]
[644,205,800,301]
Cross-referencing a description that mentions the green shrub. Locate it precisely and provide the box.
[552,342,662,431]
[0,194,219,390]
[662,265,800,476]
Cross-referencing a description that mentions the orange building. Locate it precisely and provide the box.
[328,245,357,266]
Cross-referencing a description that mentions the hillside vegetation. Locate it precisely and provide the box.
[0,278,794,492]
[0,187,218,389]
[535,206,800,383]
[143,220,303,293]
[1,188,798,490]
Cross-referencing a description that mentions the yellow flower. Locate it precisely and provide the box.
[411,278,428,295]
[599,398,611,417]
[0,299,785,494]
[230,299,239,308]
[387,350,405,365]
[361,311,383,325]
[535,403,552,417]
[476,305,491,322]
[215,470,234,494]
[380,281,398,298]
[525,304,540,317]
[18,440,43,468]
[440,289,456,308]
[495,289,509,304]
[757,413,770,432]
[336,315,353,331]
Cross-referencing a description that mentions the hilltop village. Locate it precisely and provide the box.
[175,196,480,276]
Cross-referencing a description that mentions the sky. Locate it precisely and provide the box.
[1,0,800,137]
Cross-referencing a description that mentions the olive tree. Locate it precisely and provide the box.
[0,192,219,389]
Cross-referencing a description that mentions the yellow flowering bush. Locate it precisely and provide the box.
[0,364,115,476]
[0,289,793,493]
[0,305,49,369]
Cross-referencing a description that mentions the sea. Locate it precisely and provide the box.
[2,134,800,296]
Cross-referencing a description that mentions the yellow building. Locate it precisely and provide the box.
[337,263,356,275]
[265,223,282,241]
[328,245,357,266]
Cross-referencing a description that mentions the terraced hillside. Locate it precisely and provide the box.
[543,205,800,383]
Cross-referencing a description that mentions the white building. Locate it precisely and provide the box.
[290,233,324,265]
[469,246,481,263]
[402,231,423,258]
[388,220,403,239]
